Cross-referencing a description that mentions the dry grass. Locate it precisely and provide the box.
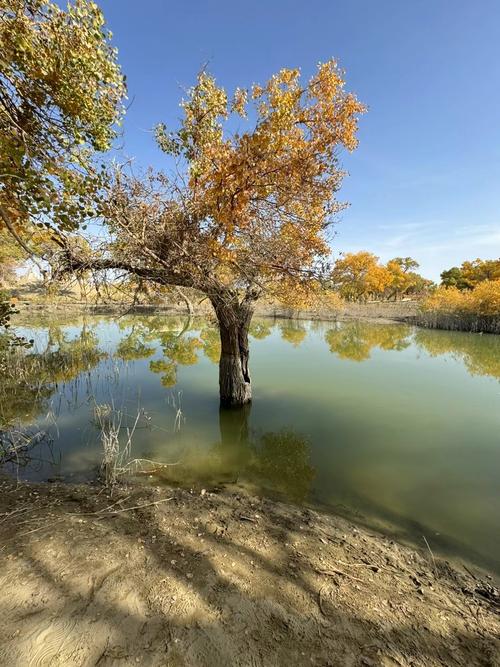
[93,403,141,489]
[418,280,500,333]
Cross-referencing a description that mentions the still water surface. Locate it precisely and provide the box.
[3,313,500,571]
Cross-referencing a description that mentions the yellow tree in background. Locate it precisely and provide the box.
[385,257,424,299]
[441,259,500,289]
[331,252,430,302]
[331,252,392,301]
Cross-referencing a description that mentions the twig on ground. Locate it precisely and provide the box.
[0,496,173,546]
[422,534,438,577]
[315,568,365,583]
[87,496,173,517]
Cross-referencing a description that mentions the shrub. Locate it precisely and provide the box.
[418,280,500,333]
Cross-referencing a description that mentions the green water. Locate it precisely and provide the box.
[2,313,500,572]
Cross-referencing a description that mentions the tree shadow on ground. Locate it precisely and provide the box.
[0,477,498,667]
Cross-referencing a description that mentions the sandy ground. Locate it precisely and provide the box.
[0,478,498,667]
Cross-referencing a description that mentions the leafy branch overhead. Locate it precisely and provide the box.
[0,0,126,237]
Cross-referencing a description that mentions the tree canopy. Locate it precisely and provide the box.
[440,258,500,290]
[61,61,365,405]
[0,0,125,341]
[330,252,431,301]
[0,0,125,243]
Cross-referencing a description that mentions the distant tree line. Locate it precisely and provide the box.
[329,252,432,302]
[440,259,500,290]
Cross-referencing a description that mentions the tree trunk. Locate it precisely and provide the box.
[211,291,255,407]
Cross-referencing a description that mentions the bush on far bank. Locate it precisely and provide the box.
[418,279,500,333]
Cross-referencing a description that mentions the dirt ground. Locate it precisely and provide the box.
[0,478,498,667]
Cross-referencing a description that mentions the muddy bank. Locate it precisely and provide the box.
[0,478,498,667]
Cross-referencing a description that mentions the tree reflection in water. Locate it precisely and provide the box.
[279,321,308,347]
[155,404,316,504]
[324,321,412,361]
[414,328,500,381]
[0,322,105,468]
[0,323,104,429]
[2,314,499,485]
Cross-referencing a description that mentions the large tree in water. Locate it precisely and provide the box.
[62,62,365,406]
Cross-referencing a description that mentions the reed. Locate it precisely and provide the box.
[93,402,142,489]
[417,280,500,334]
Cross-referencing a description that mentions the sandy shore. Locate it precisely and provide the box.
[11,297,420,324]
[0,477,498,667]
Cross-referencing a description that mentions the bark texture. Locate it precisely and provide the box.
[211,289,256,407]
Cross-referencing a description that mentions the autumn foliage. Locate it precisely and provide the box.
[68,59,366,305]
[440,259,500,290]
[0,0,125,343]
[60,60,365,405]
[330,252,431,302]
[419,280,500,333]
[0,0,125,238]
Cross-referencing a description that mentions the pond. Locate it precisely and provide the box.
[2,313,500,573]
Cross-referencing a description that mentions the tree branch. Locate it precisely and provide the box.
[0,204,47,276]
[53,243,196,292]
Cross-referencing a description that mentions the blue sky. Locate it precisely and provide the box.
[97,0,500,281]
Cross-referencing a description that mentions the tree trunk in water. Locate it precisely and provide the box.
[211,293,254,407]
[218,403,251,482]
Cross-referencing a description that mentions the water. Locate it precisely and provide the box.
[2,313,500,572]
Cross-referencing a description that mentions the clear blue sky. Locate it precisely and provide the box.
[97,0,500,281]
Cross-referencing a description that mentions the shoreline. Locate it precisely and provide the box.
[1,476,498,666]
[11,299,418,329]
[12,299,500,333]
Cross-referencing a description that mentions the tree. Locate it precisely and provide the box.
[385,256,422,299]
[460,259,500,288]
[331,251,391,301]
[440,266,463,289]
[61,61,365,406]
[0,0,125,238]
[440,258,500,290]
[0,0,124,340]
